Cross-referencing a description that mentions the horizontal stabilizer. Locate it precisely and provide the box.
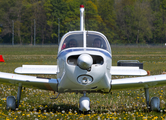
[15,65,57,74]
[111,66,147,76]
[112,74,166,90]
[0,72,58,91]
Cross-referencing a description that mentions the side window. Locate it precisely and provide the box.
[61,34,83,50]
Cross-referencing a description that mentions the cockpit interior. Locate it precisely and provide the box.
[59,31,111,53]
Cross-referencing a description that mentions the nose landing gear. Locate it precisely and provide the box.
[79,92,90,112]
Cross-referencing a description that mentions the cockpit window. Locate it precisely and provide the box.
[61,33,83,50]
[86,32,110,52]
[59,31,111,53]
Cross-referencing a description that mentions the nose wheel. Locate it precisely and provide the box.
[79,92,90,112]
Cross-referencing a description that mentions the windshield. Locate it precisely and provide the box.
[86,32,109,50]
[60,32,83,51]
[59,31,111,53]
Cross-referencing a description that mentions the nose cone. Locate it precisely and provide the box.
[77,54,93,70]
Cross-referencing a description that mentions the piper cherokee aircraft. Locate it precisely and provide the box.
[0,5,166,112]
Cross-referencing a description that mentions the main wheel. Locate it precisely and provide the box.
[6,96,16,110]
[150,97,160,111]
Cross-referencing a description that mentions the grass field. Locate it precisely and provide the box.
[0,46,166,119]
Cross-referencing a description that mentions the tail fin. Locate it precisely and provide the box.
[0,55,5,62]
[80,5,84,31]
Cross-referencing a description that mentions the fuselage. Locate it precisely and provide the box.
[57,31,112,93]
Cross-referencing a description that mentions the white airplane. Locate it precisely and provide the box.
[0,5,165,112]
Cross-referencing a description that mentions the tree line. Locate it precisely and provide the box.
[0,0,166,44]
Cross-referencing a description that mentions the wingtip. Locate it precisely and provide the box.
[14,67,22,73]
[141,69,148,76]
[0,55,5,62]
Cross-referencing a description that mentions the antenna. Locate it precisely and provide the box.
[80,5,84,31]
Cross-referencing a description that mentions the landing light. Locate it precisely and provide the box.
[77,75,93,85]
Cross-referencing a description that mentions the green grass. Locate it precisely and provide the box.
[0,46,166,119]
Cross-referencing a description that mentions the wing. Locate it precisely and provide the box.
[14,65,57,74]
[111,66,147,76]
[111,74,166,90]
[0,72,58,91]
